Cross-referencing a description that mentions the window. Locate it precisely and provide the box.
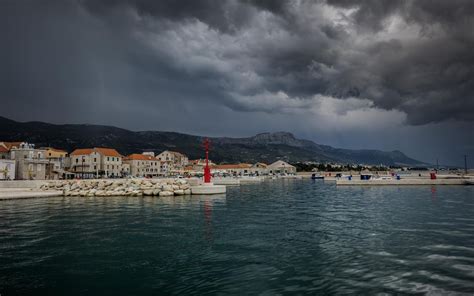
[94,165,97,170]
[76,159,78,163]
[94,158,97,162]
[107,157,110,161]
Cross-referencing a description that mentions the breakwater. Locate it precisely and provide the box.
[40,179,192,197]
[336,178,472,186]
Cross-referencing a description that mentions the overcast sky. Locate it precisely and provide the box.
[1,0,473,166]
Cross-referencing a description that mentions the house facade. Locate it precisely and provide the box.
[10,143,49,180]
[211,163,253,176]
[42,147,69,179]
[124,153,161,177]
[267,160,296,175]
[70,148,123,178]
[249,162,268,175]
[156,150,189,175]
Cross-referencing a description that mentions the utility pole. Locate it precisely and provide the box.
[464,155,468,174]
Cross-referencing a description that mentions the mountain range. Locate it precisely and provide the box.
[0,116,423,166]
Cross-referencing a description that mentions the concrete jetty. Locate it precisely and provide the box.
[239,176,265,183]
[336,178,472,186]
[0,188,62,200]
[212,178,241,186]
[190,183,226,194]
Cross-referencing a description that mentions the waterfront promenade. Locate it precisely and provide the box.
[336,178,472,186]
[1,172,472,200]
[0,188,62,200]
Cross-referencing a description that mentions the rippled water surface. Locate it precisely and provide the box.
[1,180,474,295]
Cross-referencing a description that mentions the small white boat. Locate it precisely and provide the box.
[372,176,393,181]
[311,173,324,180]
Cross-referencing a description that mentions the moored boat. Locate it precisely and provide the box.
[311,173,324,180]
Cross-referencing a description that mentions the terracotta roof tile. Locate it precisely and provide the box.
[124,154,157,161]
[94,148,122,157]
[0,142,23,151]
[70,148,94,156]
[71,147,122,157]
[45,147,67,153]
[212,163,253,169]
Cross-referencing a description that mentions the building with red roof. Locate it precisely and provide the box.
[70,147,124,178]
[123,153,161,177]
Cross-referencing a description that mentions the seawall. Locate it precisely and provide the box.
[336,178,472,186]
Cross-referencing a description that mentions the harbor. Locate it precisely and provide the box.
[2,179,474,295]
[297,171,474,186]
[336,178,472,186]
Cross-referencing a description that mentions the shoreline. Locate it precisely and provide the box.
[0,188,62,200]
[336,178,472,186]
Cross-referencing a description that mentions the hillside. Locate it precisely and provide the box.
[0,116,423,166]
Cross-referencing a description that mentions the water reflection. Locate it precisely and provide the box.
[157,194,226,207]
[431,186,437,201]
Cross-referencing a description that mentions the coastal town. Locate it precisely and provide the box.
[2,1,473,294]
[0,141,296,181]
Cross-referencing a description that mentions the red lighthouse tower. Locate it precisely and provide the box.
[203,138,211,183]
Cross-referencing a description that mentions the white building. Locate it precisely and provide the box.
[123,153,161,177]
[41,147,69,179]
[250,162,268,175]
[122,163,131,176]
[10,142,49,180]
[70,148,123,178]
[156,150,189,175]
[267,160,296,175]
[211,163,253,176]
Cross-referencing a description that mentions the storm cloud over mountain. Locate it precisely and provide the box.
[1,0,473,166]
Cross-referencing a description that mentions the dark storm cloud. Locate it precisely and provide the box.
[80,0,259,33]
[0,0,473,165]
[327,0,474,30]
[3,0,472,124]
[325,0,474,124]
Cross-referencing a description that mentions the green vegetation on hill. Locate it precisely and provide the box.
[0,116,423,166]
